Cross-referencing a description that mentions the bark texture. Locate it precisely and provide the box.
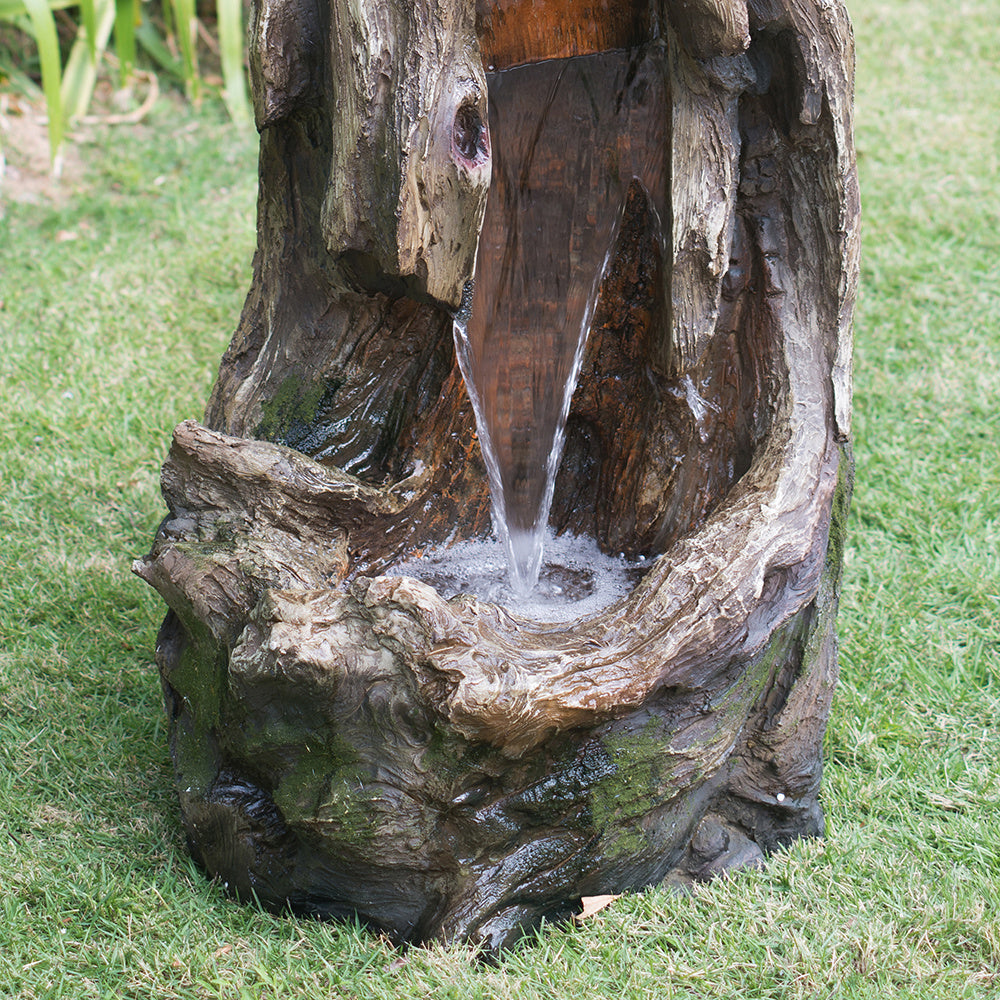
[136,0,859,952]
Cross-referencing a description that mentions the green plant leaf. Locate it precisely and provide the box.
[0,0,79,19]
[215,0,249,123]
[135,11,183,81]
[60,0,116,122]
[0,45,44,99]
[169,0,200,102]
[80,0,97,60]
[113,0,137,84]
[19,0,64,161]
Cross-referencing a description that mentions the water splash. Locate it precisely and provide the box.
[453,229,617,596]
[393,529,649,623]
[441,47,669,599]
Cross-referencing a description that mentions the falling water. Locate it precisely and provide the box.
[453,49,669,597]
[453,236,616,596]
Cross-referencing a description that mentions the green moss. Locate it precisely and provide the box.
[311,777,383,845]
[825,441,855,581]
[589,719,672,857]
[272,739,381,848]
[587,638,791,859]
[257,375,327,442]
[171,708,224,801]
[164,634,228,799]
[414,728,503,805]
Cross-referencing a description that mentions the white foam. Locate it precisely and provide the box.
[389,529,650,623]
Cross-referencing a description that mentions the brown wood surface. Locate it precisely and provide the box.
[463,46,670,547]
[477,0,654,68]
[137,0,859,952]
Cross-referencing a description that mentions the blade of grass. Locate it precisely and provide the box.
[18,0,64,162]
[215,0,249,123]
[113,0,137,84]
[60,0,116,122]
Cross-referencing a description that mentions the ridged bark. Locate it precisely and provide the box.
[136,0,858,952]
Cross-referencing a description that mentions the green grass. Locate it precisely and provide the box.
[1,0,998,995]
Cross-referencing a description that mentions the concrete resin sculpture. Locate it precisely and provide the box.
[136,0,859,953]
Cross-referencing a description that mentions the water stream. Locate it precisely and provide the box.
[453,49,667,598]
[392,47,668,613]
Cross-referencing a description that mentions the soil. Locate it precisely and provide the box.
[1,69,173,214]
[0,92,85,210]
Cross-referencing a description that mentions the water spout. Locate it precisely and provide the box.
[452,49,667,596]
[453,231,616,596]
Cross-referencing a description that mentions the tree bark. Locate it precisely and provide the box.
[136,0,859,952]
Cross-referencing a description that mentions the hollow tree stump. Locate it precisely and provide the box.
[135,0,859,951]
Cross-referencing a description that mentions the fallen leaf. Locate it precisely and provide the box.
[574,894,622,923]
[212,944,233,959]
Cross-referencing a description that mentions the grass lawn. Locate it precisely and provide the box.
[1,0,997,996]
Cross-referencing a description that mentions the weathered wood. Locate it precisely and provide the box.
[136,0,859,952]
[476,0,654,68]
[320,0,490,310]
[664,0,750,60]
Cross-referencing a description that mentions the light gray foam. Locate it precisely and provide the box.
[389,530,649,623]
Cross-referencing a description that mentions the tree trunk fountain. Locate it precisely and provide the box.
[135,0,859,952]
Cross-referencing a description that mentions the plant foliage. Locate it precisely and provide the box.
[0,0,249,163]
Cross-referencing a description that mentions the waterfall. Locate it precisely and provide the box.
[454,49,664,595]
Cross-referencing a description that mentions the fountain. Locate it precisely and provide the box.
[454,45,667,595]
[135,0,859,953]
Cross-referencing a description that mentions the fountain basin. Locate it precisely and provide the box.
[136,0,859,952]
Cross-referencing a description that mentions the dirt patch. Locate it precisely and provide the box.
[0,70,170,214]
[0,92,86,210]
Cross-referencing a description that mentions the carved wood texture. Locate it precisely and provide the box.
[136,0,859,951]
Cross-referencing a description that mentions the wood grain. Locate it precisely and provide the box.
[136,0,859,951]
